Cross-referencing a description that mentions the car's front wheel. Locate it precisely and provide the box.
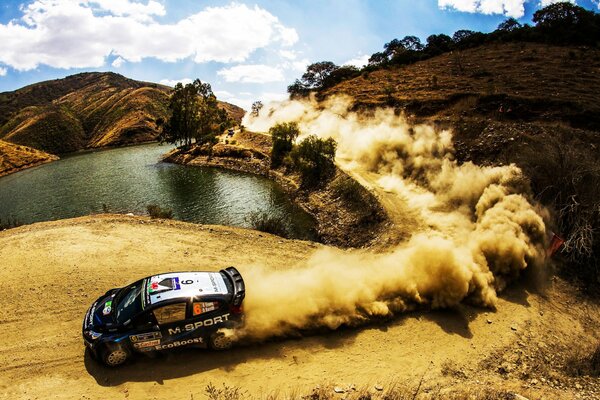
[100,344,130,367]
[208,331,233,350]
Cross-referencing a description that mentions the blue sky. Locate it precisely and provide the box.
[0,0,598,109]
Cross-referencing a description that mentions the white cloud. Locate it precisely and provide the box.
[0,67,6,76]
[111,56,125,67]
[0,1,298,71]
[214,90,234,98]
[90,0,165,21]
[215,91,288,111]
[279,50,298,60]
[217,64,285,83]
[439,0,526,18]
[440,0,579,18]
[279,58,310,72]
[159,78,193,87]
[343,54,369,68]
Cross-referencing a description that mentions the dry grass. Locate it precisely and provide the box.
[564,341,600,377]
[246,211,290,238]
[325,43,600,113]
[202,382,534,400]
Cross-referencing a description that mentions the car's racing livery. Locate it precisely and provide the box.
[82,267,245,367]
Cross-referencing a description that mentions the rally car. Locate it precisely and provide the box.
[82,267,245,367]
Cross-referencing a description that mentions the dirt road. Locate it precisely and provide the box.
[1,215,597,399]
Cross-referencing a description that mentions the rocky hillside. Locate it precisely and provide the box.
[0,72,244,156]
[323,41,600,284]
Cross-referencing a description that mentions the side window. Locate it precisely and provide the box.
[153,303,187,325]
[133,311,157,328]
[192,301,220,316]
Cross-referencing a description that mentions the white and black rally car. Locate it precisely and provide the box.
[82,267,245,367]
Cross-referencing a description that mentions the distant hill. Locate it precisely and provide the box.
[0,72,245,155]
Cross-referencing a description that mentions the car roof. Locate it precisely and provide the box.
[145,271,229,306]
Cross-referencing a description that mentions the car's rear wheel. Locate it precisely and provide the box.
[209,331,233,350]
[101,344,130,367]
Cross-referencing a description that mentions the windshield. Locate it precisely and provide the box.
[115,281,144,324]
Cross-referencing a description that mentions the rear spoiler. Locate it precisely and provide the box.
[221,266,245,306]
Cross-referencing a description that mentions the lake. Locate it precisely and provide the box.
[0,143,316,240]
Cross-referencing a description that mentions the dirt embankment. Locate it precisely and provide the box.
[0,215,598,399]
[162,131,389,248]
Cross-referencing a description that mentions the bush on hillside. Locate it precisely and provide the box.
[331,176,366,208]
[146,204,174,219]
[270,122,300,168]
[514,135,600,283]
[289,135,337,189]
[0,217,22,231]
[247,212,289,238]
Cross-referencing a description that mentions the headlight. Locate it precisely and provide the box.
[85,330,102,340]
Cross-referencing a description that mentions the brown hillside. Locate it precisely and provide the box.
[324,42,600,127]
[323,41,600,283]
[0,72,245,156]
[0,140,58,177]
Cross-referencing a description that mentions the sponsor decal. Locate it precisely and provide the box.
[130,331,162,343]
[193,302,218,316]
[148,277,180,294]
[156,337,203,350]
[87,303,97,326]
[167,313,230,335]
[102,300,112,316]
[133,339,161,349]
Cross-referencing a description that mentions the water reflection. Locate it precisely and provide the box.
[0,143,316,240]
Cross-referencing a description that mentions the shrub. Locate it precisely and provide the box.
[565,341,600,377]
[0,217,22,231]
[514,136,600,283]
[332,176,365,208]
[270,122,300,168]
[247,212,289,238]
[289,135,337,188]
[146,204,174,219]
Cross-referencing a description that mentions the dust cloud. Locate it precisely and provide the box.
[235,95,548,340]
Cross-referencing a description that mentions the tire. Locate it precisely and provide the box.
[100,344,130,367]
[208,331,233,350]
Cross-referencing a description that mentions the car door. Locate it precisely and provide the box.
[151,302,201,350]
[128,310,162,352]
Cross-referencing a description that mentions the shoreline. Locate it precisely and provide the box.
[0,139,164,179]
[162,141,390,249]
[0,155,59,178]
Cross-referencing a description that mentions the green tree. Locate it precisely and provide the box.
[270,122,300,168]
[289,135,337,188]
[160,79,230,149]
[496,17,522,32]
[251,101,263,117]
[301,61,339,89]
